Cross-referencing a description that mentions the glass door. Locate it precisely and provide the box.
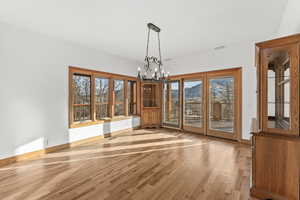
[163,80,180,127]
[183,78,205,133]
[206,69,241,140]
[209,77,234,133]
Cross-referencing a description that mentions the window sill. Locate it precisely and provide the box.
[70,115,140,128]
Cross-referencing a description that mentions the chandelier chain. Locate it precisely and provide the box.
[158,32,162,72]
[145,27,151,58]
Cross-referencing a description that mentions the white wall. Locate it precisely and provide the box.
[277,0,300,37]
[165,42,257,140]
[0,22,140,159]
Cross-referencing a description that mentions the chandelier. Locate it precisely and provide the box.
[137,23,170,81]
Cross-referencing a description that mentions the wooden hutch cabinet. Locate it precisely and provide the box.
[251,34,300,200]
[140,82,162,128]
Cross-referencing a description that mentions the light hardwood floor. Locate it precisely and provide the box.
[0,129,255,200]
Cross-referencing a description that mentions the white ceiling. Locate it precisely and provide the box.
[0,0,288,61]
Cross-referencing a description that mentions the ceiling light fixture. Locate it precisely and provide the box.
[137,23,170,81]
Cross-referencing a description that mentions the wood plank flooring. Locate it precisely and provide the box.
[0,129,255,200]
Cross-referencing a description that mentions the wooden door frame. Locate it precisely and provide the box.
[168,67,242,141]
[205,68,242,141]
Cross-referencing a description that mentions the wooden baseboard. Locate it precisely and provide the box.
[162,126,182,131]
[240,139,251,145]
[0,127,138,168]
[250,187,288,200]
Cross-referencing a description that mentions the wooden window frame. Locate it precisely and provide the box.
[128,80,138,115]
[72,73,92,123]
[69,66,139,128]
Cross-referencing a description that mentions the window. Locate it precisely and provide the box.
[128,81,137,115]
[72,74,91,122]
[69,67,139,127]
[114,80,125,116]
[95,77,109,119]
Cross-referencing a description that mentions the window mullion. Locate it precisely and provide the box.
[69,71,74,126]
[109,78,114,118]
[91,74,96,121]
[125,80,129,116]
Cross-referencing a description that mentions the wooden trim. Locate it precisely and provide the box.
[91,74,96,121]
[252,131,300,141]
[124,80,129,116]
[69,66,137,80]
[203,73,208,136]
[250,187,289,200]
[136,80,141,115]
[70,115,139,128]
[162,126,182,131]
[256,33,300,48]
[68,69,74,127]
[180,78,184,129]
[183,126,205,135]
[169,67,242,79]
[238,68,243,141]
[109,78,114,118]
[240,138,251,145]
[0,127,140,167]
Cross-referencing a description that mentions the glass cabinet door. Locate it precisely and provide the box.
[142,84,160,108]
[262,44,299,135]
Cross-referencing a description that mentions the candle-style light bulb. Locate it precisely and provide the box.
[138,67,141,71]
[155,67,158,72]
